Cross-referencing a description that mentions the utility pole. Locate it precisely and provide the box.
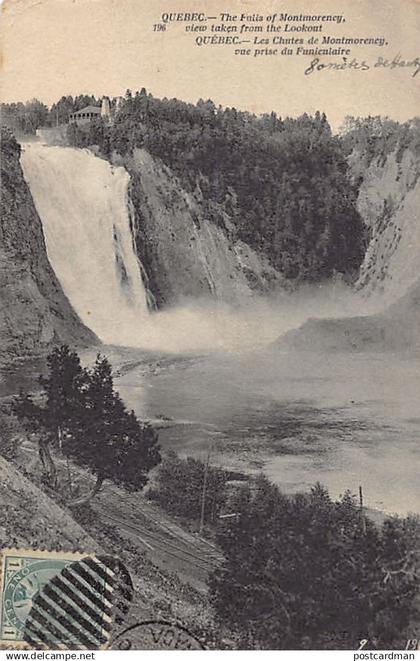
[199,452,210,535]
[66,456,73,495]
[359,485,366,534]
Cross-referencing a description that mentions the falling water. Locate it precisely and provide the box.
[20,143,149,344]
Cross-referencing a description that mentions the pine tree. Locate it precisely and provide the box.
[66,354,161,501]
[13,347,161,499]
[13,346,85,487]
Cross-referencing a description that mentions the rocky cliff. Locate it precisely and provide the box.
[353,147,420,302]
[276,141,420,353]
[0,130,97,366]
[119,149,287,308]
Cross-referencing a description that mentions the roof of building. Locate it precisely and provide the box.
[70,105,101,116]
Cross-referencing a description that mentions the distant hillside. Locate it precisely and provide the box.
[279,279,420,353]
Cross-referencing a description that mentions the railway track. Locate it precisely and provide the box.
[93,488,224,592]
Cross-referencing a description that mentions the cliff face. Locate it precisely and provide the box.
[0,131,97,366]
[353,148,420,302]
[120,149,286,307]
[277,146,420,353]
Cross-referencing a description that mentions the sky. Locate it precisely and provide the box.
[1,0,419,129]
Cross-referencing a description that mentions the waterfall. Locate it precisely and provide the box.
[20,143,149,345]
[19,143,376,355]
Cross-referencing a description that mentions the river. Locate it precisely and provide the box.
[18,140,419,518]
[89,344,420,517]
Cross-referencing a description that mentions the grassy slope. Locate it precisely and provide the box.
[0,455,99,552]
[0,449,224,648]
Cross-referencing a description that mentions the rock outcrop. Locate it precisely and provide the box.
[120,149,287,307]
[353,147,420,302]
[0,130,97,366]
[279,279,420,353]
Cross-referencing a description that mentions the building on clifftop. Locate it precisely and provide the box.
[69,105,101,125]
[68,97,119,125]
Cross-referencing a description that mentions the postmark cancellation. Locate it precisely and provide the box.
[0,548,114,650]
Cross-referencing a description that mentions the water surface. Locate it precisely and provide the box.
[109,346,420,516]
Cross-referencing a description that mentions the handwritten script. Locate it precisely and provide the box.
[304,54,420,77]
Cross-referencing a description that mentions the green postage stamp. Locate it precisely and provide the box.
[0,549,114,649]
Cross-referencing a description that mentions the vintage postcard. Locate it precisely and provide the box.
[0,0,419,652]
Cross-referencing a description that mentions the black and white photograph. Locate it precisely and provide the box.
[0,0,419,653]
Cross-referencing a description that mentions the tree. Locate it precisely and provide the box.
[149,450,228,524]
[13,346,85,487]
[64,354,161,501]
[49,96,75,126]
[209,477,420,650]
[86,117,110,154]
[13,347,161,500]
[1,99,49,135]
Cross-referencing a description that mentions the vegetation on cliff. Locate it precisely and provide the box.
[2,92,369,286]
[14,95,420,288]
[341,115,420,166]
[4,96,419,292]
[62,90,366,284]
[1,96,97,135]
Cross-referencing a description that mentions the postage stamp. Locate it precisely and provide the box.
[0,549,115,650]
